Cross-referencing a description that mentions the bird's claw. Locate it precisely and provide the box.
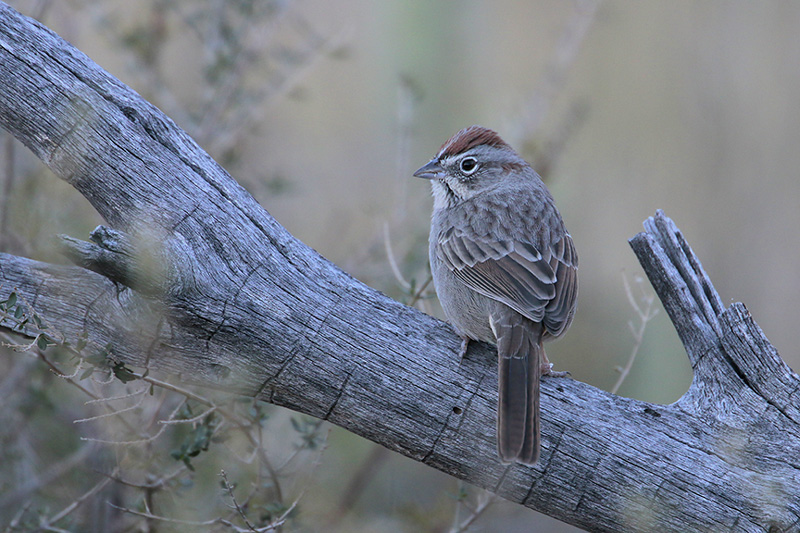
[541,363,570,377]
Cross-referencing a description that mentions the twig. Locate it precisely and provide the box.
[139,373,285,503]
[84,387,149,404]
[74,387,147,422]
[105,464,188,491]
[449,465,511,533]
[109,502,243,529]
[79,401,184,445]
[5,501,32,532]
[37,351,101,401]
[158,404,218,425]
[38,469,116,530]
[221,469,258,532]
[1,287,303,529]
[407,273,433,307]
[0,132,15,249]
[611,273,659,394]
[383,222,433,309]
[0,443,97,510]
[394,73,423,219]
[383,222,411,290]
[110,496,294,532]
[511,0,602,142]
[328,444,391,527]
[450,488,499,533]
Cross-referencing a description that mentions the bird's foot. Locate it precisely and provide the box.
[458,337,470,360]
[541,363,570,377]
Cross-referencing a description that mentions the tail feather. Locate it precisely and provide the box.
[519,340,542,464]
[494,308,543,465]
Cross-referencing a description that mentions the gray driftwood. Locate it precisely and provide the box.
[0,4,798,531]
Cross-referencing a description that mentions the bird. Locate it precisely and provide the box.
[414,125,578,464]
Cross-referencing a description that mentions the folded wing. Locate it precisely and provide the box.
[437,230,577,337]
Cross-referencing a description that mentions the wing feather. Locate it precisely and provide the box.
[437,230,577,336]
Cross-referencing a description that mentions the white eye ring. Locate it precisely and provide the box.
[459,157,479,175]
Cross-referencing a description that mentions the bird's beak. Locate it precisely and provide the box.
[413,159,443,180]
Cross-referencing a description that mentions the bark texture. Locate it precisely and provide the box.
[0,4,797,531]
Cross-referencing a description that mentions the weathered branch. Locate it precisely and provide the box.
[0,4,798,531]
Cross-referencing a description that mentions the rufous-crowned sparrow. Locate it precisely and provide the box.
[414,126,578,465]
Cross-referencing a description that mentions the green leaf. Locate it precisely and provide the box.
[170,414,219,471]
[178,403,194,420]
[36,334,49,350]
[85,345,113,367]
[76,333,88,352]
[112,362,137,383]
[7,292,17,308]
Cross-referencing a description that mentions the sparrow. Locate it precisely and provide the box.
[414,125,578,464]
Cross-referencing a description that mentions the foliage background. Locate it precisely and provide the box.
[2,1,800,531]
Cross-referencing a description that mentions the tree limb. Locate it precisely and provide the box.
[0,4,797,531]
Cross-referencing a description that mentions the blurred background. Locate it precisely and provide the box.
[2,0,800,531]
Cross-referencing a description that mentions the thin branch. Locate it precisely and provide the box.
[109,502,244,529]
[611,273,659,395]
[512,0,601,141]
[159,404,218,425]
[4,501,32,532]
[450,492,499,533]
[407,273,433,308]
[79,401,182,445]
[73,388,148,423]
[138,374,283,500]
[106,464,188,491]
[328,444,391,527]
[38,469,116,530]
[84,387,149,404]
[383,221,411,290]
[109,497,293,532]
[0,443,98,510]
[38,351,101,400]
[382,222,433,309]
[221,469,258,532]
[0,132,15,249]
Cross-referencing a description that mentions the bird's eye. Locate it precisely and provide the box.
[460,157,478,175]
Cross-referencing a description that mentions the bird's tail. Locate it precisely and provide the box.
[494,309,543,465]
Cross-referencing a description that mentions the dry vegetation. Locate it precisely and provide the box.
[3,1,800,532]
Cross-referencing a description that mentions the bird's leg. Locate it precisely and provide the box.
[540,347,570,377]
[458,337,471,360]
